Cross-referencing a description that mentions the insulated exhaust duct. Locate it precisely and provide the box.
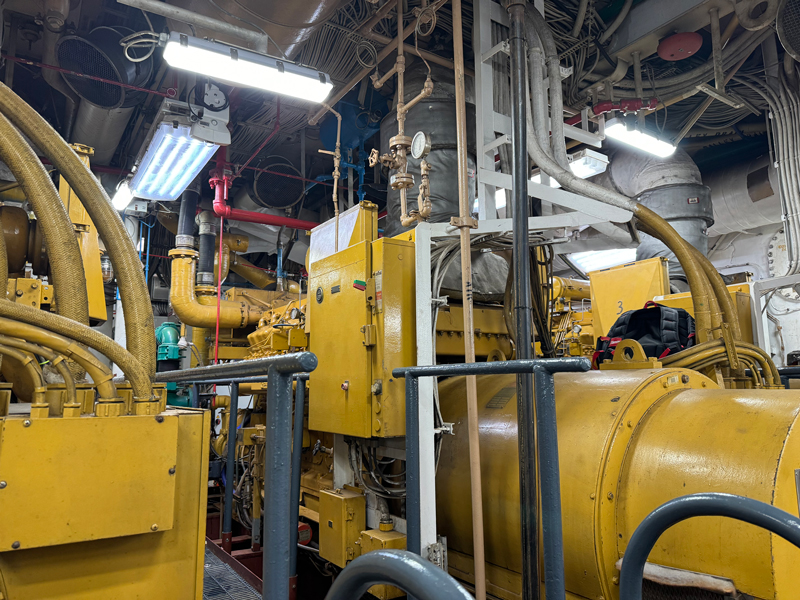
[592,146,713,285]
[56,26,154,164]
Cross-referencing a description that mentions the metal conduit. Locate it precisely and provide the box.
[619,493,800,600]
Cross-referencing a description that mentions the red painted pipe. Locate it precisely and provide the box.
[565,97,658,126]
[210,148,319,231]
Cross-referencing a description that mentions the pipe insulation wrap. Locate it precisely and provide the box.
[0,81,157,377]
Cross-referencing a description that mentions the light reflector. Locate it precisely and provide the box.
[163,32,333,103]
[605,118,676,157]
[129,122,218,201]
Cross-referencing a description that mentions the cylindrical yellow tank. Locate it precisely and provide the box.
[436,368,800,600]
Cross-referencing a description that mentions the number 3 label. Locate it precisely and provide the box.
[617,300,623,315]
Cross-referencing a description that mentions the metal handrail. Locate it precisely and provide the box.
[392,357,590,600]
[153,353,317,600]
[324,549,474,600]
[620,493,800,600]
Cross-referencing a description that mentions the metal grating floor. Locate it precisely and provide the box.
[203,547,260,600]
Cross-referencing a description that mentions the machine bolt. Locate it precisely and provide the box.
[0,481,6,489]
[11,542,19,549]
[169,467,176,475]
[607,492,614,501]
[627,421,633,428]
[681,374,690,384]
[23,420,31,427]
[15,290,22,297]
[341,381,349,391]
[589,493,595,500]
[151,524,159,531]
[612,576,620,585]
[155,415,164,423]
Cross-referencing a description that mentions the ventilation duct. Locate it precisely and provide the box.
[777,0,800,61]
[56,27,153,164]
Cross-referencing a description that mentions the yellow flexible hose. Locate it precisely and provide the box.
[0,112,89,327]
[0,81,155,378]
[634,206,713,337]
[0,304,150,399]
[0,335,76,405]
[0,343,45,399]
[0,317,118,400]
[687,244,743,341]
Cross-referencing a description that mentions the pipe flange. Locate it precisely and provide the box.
[169,248,199,259]
[390,172,415,190]
[198,223,216,236]
[389,135,413,151]
[735,0,780,30]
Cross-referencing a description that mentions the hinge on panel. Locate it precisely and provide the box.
[427,536,448,570]
[361,324,377,347]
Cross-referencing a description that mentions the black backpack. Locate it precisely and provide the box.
[592,301,696,368]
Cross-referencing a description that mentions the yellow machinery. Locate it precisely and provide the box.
[0,85,209,599]
[436,366,800,600]
[169,200,800,599]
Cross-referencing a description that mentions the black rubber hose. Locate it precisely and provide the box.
[177,188,199,240]
[198,233,215,278]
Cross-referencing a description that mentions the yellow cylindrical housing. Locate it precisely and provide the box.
[551,277,590,301]
[436,369,800,600]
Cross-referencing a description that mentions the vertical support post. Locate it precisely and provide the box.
[474,0,499,220]
[404,375,421,555]
[633,51,644,128]
[533,367,566,600]
[190,383,199,408]
[413,222,438,555]
[508,3,539,599]
[289,376,307,594]
[222,381,240,553]
[710,8,724,92]
[263,366,294,600]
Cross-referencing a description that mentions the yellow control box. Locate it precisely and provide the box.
[357,529,407,599]
[319,487,366,568]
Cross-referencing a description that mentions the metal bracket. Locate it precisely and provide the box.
[480,40,510,63]
[427,536,448,570]
[435,422,455,436]
[695,83,746,109]
[449,216,478,229]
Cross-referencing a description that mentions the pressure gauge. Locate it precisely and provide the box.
[410,131,431,160]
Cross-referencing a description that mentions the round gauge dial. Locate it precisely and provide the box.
[410,131,432,160]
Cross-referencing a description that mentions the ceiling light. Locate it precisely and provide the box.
[112,179,133,210]
[162,32,333,103]
[531,148,609,188]
[605,117,676,158]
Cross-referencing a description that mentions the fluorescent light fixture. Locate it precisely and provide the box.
[163,32,333,103]
[570,248,637,273]
[605,117,676,158]
[129,122,219,201]
[531,148,609,188]
[112,179,133,210]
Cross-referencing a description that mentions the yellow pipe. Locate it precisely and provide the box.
[191,326,209,367]
[169,248,262,329]
[551,277,590,301]
[0,303,149,399]
[0,335,76,405]
[230,254,276,289]
[0,81,156,378]
[0,317,118,400]
[0,112,89,329]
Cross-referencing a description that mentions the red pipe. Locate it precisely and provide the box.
[211,152,319,231]
[565,97,659,126]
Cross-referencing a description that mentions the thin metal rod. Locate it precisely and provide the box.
[154,352,318,382]
[508,4,538,598]
[222,381,239,554]
[324,550,473,600]
[710,8,724,91]
[619,493,800,600]
[632,51,644,128]
[404,376,421,554]
[289,378,306,576]
[452,0,485,595]
[533,369,565,600]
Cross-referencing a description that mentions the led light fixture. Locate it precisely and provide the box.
[531,148,609,188]
[130,122,219,201]
[129,96,230,201]
[162,32,333,103]
[112,179,133,210]
[570,248,637,273]
[605,117,676,157]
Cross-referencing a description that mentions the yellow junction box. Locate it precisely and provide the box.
[357,529,407,599]
[318,487,366,568]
